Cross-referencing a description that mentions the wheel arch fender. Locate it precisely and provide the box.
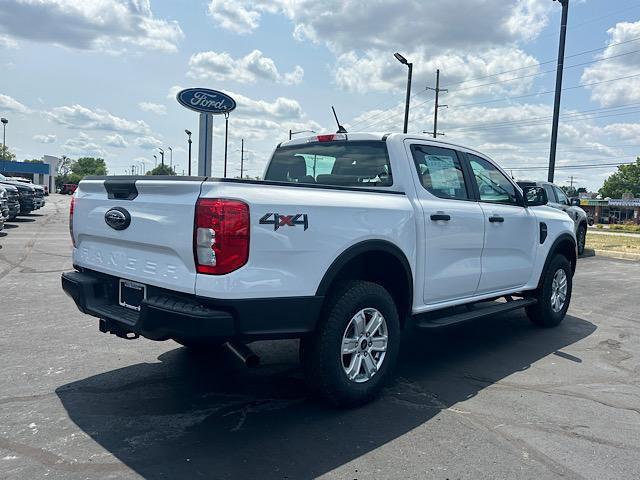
[539,233,577,287]
[316,240,414,319]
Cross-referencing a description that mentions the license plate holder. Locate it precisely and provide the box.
[118,279,147,311]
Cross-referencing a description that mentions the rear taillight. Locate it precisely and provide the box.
[194,198,249,275]
[69,196,76,247]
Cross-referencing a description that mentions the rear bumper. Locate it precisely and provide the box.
[61,269,324,342]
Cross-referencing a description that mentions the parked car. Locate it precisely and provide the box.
[1,183,20,220]
[60,183,78,195]
[62,132,577,407]
[0,173,36,215]
[0,187,7,231]
[33,184,45,209]
[517,180,588,255]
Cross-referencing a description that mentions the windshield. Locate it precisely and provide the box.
[264,140,392,187]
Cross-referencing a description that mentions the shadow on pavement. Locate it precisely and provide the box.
[56,312,595,480]
[2,223,19,229]
[11,217,35,223]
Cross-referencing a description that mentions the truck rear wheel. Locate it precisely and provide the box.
[300,280,400,407]
[526,254,572,327]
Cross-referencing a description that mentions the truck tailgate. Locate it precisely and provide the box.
[73,177,205,293]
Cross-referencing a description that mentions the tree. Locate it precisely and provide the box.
[0,145,16,161]
[599,158,640,198]
[55,156,106,189]
[147,164,176,176]
[71,157,107,177]
[23,158,44,163]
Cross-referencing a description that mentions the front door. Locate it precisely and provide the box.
[467,154,538,293]
[407,142,485,305]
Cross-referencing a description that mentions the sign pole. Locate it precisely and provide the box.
[198,113,213,176]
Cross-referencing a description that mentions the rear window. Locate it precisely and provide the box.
[264,140,392,187]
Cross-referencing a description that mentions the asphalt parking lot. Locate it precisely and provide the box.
[1,194,639,480]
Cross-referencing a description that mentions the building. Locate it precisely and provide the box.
[579,198,640,224]
[0,155,60,192]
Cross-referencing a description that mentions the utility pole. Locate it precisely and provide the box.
[427,69,447,138]
[240,138,244,178]
[548,0,569,183]
[569,175,574,190]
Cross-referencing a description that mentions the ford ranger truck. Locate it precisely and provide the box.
[62,133,577,407]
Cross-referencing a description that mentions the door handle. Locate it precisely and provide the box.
[430,213,451,221]
[489,216,505,223]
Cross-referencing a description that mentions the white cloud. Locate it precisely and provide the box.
[167,85,184,100]
[104,133,127,148]
[335,48,539,95]
[603,122,640,141]
[33,134,57,144]
[134,135,163,148]
[62,132,106,157]
[0,93,31,113]
[47,104,151,135]
[220,0,551,53]
[0,33,18,48]
[188,49,304,85]
[0,0,184,53]
[207,1,261,34]
[138,102,167,115]
[581,21,640,107]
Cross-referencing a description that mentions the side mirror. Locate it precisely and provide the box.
[570,198,581,206]
[523,186,548,207]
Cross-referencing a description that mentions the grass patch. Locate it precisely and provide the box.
[586,233,640,253]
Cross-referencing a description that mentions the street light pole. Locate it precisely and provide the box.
[185,129,192,176]
[394,53,412,134]
[1,117,8,166]
[548,0,570,183]
[153,154,157,168]
[158,148,164,167]
[168,147,173,169]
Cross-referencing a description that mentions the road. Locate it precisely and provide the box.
[1,194,639,480]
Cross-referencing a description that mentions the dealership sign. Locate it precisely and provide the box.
[176,88,236,115]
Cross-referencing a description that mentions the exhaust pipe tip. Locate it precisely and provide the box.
[224,341,260,368]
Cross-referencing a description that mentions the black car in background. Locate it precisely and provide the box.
[0,173,36,215]
[2,184,21,220]
[0,186,7,231]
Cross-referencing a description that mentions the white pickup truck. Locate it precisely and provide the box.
[62,132,577,407]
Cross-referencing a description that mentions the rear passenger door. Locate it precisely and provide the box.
[466,154,538,293]
[408,143,485,305]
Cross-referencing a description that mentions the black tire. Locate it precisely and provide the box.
[300,280,401,407]
[526,254,572,327]
[576,223,587,255]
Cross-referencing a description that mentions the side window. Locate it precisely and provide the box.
[410,145,470,200]
[543,184,556,203]
[554,186,569,206]
[468,154,519,205]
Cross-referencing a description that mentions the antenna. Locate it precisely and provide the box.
[332,106,348,134]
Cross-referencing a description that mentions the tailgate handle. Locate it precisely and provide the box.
[104,179,138,200]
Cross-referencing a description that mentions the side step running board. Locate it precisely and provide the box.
[413,298,537,329]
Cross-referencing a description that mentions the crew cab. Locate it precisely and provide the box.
[62,133,577,407]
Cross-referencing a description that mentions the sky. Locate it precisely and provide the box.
[1,0,640,191]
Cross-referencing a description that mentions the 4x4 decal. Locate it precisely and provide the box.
[259,213,308,231]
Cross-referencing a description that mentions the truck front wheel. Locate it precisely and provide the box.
[300,280,400,407]
[526,254,572,327]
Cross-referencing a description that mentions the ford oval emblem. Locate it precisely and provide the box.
[105,207,131,231]
[176,88,237,115]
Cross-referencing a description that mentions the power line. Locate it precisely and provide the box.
[447,71,640,109]
[446,48,640,94]
[348,89,431,130]
[446,102,640,132]
[444,34,640,88]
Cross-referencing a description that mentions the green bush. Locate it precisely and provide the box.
[596,224,604,229]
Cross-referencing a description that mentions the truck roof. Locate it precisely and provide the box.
[279,132,489,158]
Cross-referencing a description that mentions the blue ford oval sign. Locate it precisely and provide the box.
[176,88,236,115]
